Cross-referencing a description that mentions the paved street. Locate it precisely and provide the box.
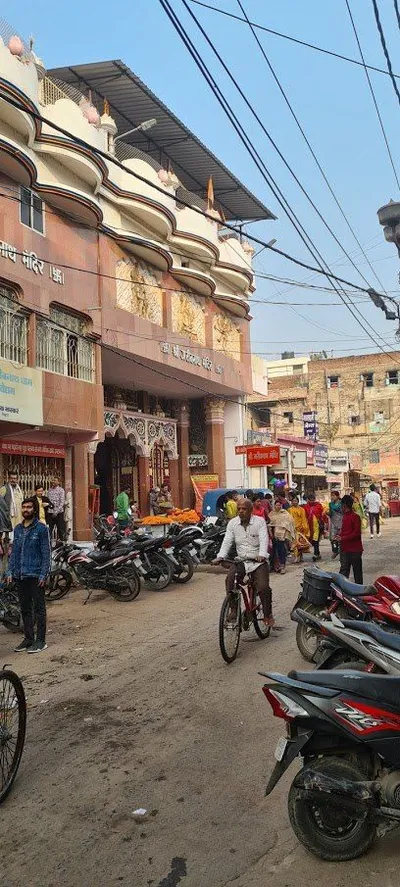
[1,520,399,887]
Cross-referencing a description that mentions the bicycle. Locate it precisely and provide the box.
[218,558,271,664]
[0,667,26,803]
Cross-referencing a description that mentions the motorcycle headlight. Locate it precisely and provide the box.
[391,602,400,615]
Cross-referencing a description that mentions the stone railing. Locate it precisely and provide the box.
[104,409,178,459]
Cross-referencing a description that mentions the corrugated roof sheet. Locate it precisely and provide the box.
[49,59,275,222]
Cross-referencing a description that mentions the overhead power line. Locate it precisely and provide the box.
[159,0,399,361]
[1,84,397,357]
[189,0,400,80]
[371,0,400,107]
[345,0,400,190]
[235,0,389,296]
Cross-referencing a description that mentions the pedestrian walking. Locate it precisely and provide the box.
[115,485,131,530]
[7,497,51,653]
[0,468,23,530]
[289,495,310,563]
[364,484,382,538]
[47,476,66,541]
[338,494,363,584]
[328,490,343,559]
[269,500,295,573]
[304,493,326,562]
[225,490,239,520]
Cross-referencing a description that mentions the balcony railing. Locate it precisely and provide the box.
[36,318,94,383]
[0,294,27,364]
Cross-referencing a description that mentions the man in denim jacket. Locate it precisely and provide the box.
[8,497,51,653]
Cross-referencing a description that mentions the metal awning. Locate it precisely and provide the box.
[49,59,275,222]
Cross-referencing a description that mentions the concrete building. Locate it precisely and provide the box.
[259,354,309,380]
[0,33,274,535]
[253,351,400,488]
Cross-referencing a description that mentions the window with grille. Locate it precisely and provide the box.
[283,411,294,424]
[36,308,94,382]
[328,375,340,388]
[369,450,380,463]
[0,288,28,364]
[20,187,44,234]
[386,369,399,386]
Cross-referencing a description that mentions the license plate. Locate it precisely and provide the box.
[274,737,288,762]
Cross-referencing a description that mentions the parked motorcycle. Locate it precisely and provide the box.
[294,607,400,673]
[67,543,141,602]
[0,580,22,632]
[193,521,228,564]
[161,523,201,583]
[293,566,400,661]
[262,666,400,860]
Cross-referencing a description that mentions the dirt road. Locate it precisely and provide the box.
[1,521,399,887]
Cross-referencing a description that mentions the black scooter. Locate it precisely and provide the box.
[262,666,400,861]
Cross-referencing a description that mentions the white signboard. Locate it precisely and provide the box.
[0,359,43,425]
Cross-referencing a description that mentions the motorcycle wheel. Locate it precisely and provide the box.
[45,569,73,601]
[173,550,194,584]
[145,553,173,591]
[288,756,376,861]
[1,595,22,633]
[108,571,140,602]
[295,603,325,662]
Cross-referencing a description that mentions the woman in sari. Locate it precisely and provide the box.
[269,500,296,574]
[289,496,310,563]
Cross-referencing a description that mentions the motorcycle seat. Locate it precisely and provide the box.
[341,619,400,652]
[290,669,400,709]
[87,550,111,563]
[330,573,373,596]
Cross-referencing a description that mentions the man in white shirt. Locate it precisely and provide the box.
[364,484,382,538]
[214,497,273,626]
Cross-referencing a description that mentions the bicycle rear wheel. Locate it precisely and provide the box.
[0,669,26,803]
[219,594,241,663]
[252,593,271,639]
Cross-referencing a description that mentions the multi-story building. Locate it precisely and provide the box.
[0,34,274,536]
[252,352,400,487]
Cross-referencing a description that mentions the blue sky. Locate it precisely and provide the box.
[9,0,400,358]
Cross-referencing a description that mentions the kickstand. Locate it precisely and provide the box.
[83,588,93,605]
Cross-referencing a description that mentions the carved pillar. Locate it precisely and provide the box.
[205,397,226,486]
[137,456,151,515]
[72,442,91,540]
[177,400,191,507]
[168,458,179,506]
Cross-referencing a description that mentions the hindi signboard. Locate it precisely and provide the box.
[0,360,43,426]
[246,445,281,468]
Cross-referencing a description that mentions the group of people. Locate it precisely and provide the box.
[221,484,382,584]
[0,470,67,541]
[149,484,174,516]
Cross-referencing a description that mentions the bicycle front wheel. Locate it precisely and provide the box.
[0,669,26,803]
[252,593,271,639]
[219,594,241,664]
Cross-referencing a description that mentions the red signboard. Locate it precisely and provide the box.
[0,440,66,459]
[191,474,219,514]
[235,445,248,455]
[246,445,280,467]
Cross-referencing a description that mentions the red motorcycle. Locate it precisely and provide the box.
[293,567,400,661]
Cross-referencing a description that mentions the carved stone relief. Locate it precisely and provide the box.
[171,289,206,345]
[212,313,241,361]
[116,258,163,325]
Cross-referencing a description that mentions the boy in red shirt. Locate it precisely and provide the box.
[337,495,363,584]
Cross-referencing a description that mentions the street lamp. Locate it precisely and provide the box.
[114,118,157,143]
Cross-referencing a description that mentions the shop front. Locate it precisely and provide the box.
[95,408,178,515]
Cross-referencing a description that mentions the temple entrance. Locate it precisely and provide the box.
[149,442,170,489]
[95,435,138,515]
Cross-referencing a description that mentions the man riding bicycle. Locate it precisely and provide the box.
[214,497,273,627]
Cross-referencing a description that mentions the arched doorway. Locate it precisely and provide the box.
[150,441,170,489]
[95,434,138,514]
